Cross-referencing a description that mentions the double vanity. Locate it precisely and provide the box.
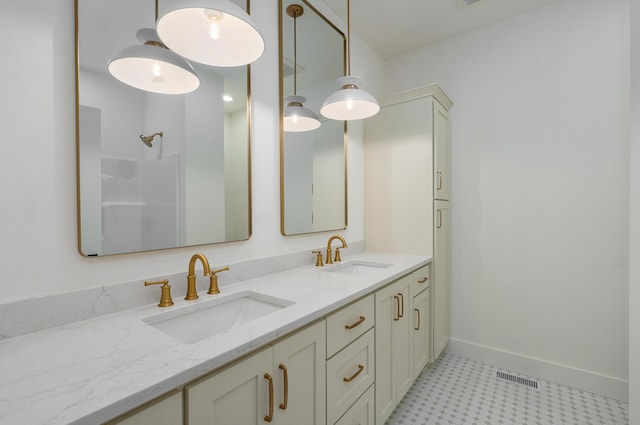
[0,251,437,425]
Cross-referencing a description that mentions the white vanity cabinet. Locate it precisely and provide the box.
[412,265,431,380]
[325,295,375,425]
[375,274,413,424]
[185,320,326,425]
[106,390,182,425]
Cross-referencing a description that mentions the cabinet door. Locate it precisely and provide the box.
[375,275,413,425]
[433,200,450,359]
[413,288,431,380]
[107,390,182,425]
[433,99,450,200]
[273,321,326,425]
[186,347,273,425]
[364,97,434,256]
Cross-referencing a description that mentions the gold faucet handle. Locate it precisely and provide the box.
[312,250,324,267]
[208,266,229,295]
[334,247,343,262]
[144,279,174,307]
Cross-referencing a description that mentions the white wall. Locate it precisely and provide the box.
[629,0,639,420]
[0,0,383,302]
[387,0,630,398]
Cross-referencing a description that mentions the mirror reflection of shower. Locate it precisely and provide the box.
[139,131,163,159]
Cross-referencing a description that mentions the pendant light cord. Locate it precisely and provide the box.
[293,12,298,95]
[155,0,158,21]
[346,0,351,76]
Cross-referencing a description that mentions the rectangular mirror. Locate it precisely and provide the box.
[279,0,347,235]
[76,0,252,256]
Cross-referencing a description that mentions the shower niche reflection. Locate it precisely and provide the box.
[76,0,251,256]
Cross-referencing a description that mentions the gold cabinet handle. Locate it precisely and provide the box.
[415,308,421,331]
[393,295,400,321]
[345,316,366,330]
[398,293,405,318]
[418,277,428,284]
[437,170,443,190]
[343,364,364,383]
[264,373,274,423]
[279,364,288,411]
[437,209,442,229]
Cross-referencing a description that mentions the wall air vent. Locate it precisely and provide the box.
[496,370,539,389]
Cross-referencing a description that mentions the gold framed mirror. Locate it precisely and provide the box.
[279,0,347,236]
[75,0,252,256]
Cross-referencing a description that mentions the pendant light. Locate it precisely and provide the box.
[283,4,320,132]
[156,0,265,67]
[320,0,379,121]
[108,2,200,95]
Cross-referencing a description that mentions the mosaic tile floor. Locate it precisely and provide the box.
[386,353,628,425]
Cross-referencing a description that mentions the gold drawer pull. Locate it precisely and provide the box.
[343,364,364,383]
[264,373,274,423]
[279,364,288,410]
[345,316,366,330]
[393,295,400,321]
[415,308,420,331]
[398,293,405,318]
[437,170,443,190]
[418,277,428,284]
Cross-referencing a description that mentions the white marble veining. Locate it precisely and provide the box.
[0,251,427,425]
[0,242,366,339]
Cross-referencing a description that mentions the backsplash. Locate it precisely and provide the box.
[0,241,365,340]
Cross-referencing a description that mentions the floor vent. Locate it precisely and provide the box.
[496,370,539,389]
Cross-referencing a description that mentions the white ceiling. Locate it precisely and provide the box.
[321,0,560,59]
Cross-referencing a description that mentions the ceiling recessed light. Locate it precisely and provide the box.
[223,94,233,102]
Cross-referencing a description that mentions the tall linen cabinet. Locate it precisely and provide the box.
[364,84,452,362]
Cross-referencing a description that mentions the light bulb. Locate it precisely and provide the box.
[346,98,353,110]
[151,61,164,83]
[292,114,298,124]
[206,11,222,40]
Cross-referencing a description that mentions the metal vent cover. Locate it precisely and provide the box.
[496,370,539,389]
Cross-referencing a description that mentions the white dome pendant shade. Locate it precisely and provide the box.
[108,28,200,95]
[320,0,379,121]
[283,95,321,132]
[321,76,379,121]
[156,0,265,67]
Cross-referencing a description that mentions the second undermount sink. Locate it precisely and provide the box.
[143,291,294,344]
[323,260,392,277]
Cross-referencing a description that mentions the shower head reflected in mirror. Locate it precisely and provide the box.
[139,131,163,147]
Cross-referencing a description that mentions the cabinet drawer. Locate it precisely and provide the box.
[326,329,375,425]
[326,294,374,358]
[334,385,374,425]
[413,264,431,295]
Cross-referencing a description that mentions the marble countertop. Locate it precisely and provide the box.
[0,252,429,425]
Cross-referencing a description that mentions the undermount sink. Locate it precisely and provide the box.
[143,291,294,344]
[323,260,392,277]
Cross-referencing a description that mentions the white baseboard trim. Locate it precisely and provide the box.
[446,338,629,402]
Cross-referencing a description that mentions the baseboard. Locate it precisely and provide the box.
[446,337,629,402]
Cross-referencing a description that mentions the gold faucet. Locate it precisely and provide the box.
[186,253,211,300]
[326,235,347,265]
[208,266,229,295]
